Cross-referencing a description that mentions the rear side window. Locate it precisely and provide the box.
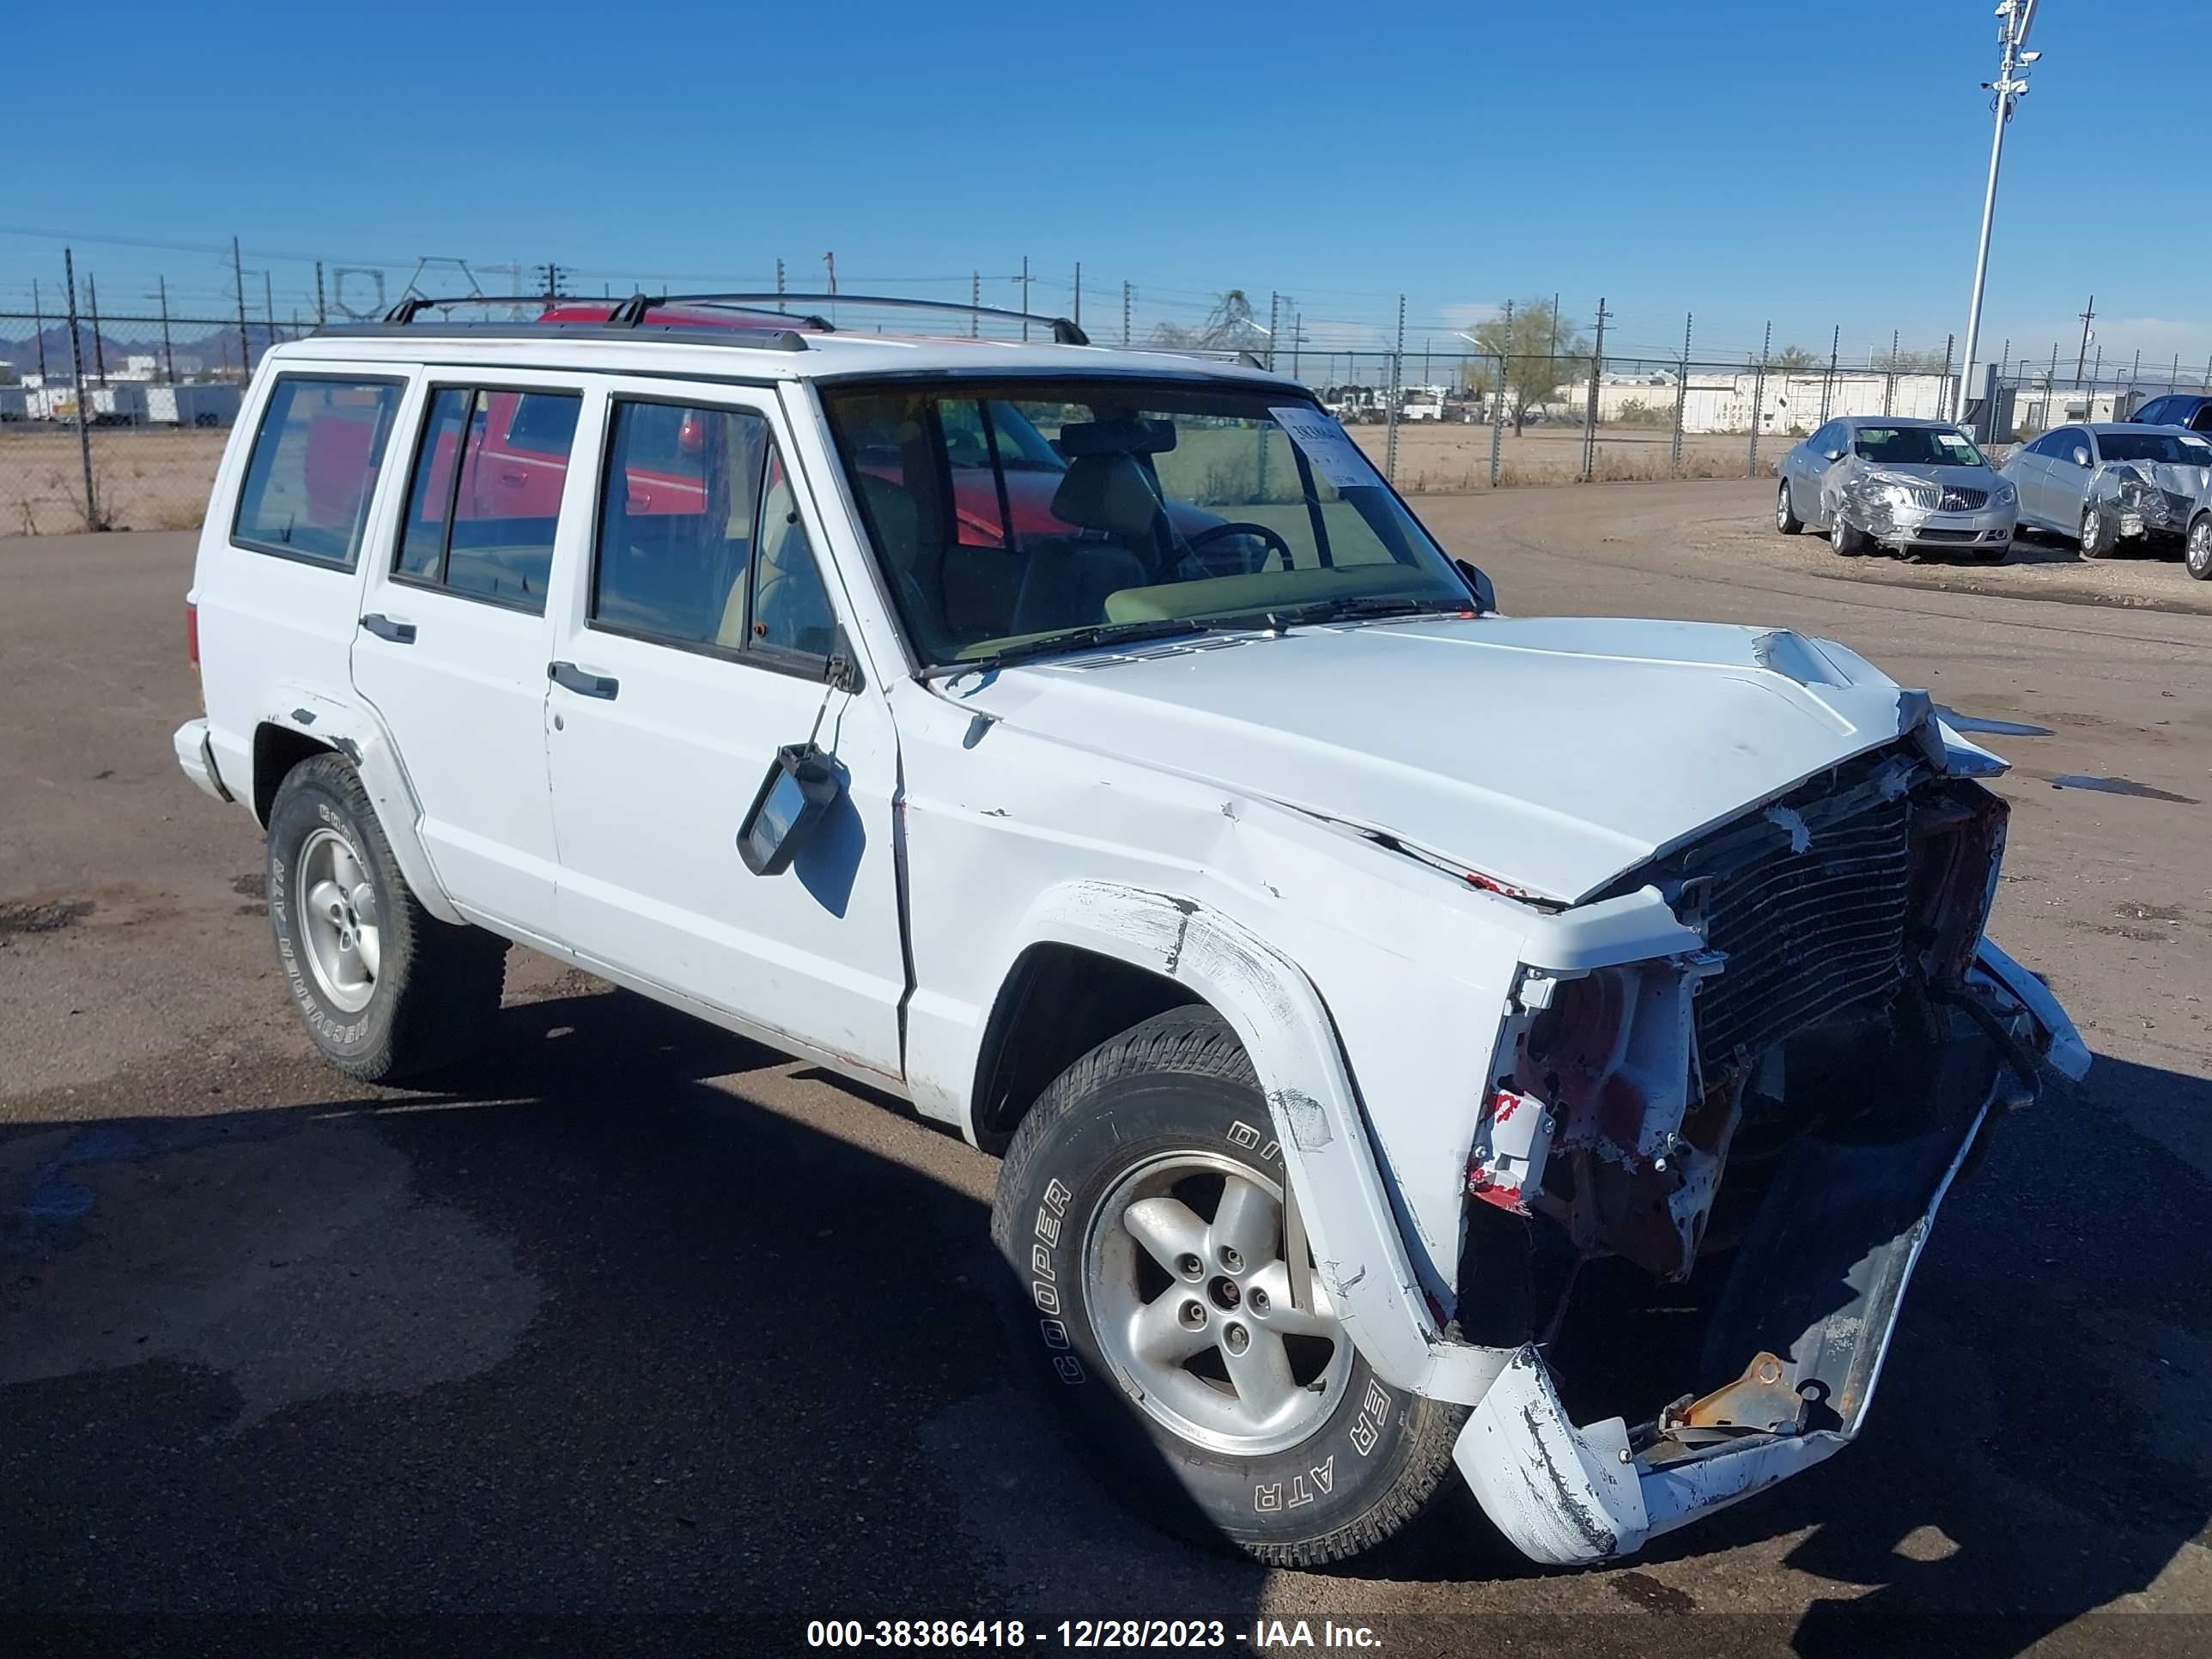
[231,377,402,567]
[591,398,837,664]
[393,386,580,613]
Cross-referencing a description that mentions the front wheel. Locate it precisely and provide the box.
[1830,505,1867,556]
[2079,501,2117,560]
[2186,514,2212,580]
[990,1009,1468,1565]
[1776,482,1804,534]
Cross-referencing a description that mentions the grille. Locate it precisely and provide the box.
[1692,791,1913,1071]
[1913,528,1979,543]
[1899,482,1942,509]
[1939,486,1988,511]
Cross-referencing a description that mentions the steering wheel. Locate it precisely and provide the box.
[1185,520,1296,574]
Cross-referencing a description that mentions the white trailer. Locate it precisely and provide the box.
[146,383,243,428]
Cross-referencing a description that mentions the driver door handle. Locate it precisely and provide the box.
[361,613,416,644]
[548,660,619,700]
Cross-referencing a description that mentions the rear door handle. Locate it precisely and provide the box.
[361,612,416,644]
[548,660,619,700]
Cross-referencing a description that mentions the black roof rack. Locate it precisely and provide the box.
[623,292,1091,347]
[380,294,557,325]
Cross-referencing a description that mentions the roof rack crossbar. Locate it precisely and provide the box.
[381,294,564,325]
[653,292,1091,347]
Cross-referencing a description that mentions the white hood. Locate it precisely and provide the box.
[948,616,1930,904]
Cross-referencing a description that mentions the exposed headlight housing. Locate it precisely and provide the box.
[1993,479,2016,504]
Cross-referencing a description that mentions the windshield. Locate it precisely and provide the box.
[2098,430,2212,465]
[821,380,1473,668]
[1852,426,1985,466]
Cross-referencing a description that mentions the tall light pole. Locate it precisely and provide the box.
[1954,0,2040,424]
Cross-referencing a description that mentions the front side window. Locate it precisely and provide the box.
[392,386,580,612]
[821,380,1471,667]
[233,377,402,567]
[591,399,837,663]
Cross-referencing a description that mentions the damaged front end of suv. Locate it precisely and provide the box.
[1447,715,2087,1565]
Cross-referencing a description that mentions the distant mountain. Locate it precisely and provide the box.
[3,321,289,378]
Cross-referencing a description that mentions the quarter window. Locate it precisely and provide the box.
[591,398,838,664]
[232,377,402,567]
[393,386,580,613]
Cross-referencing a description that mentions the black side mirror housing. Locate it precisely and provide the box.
[1453,558,1497,615]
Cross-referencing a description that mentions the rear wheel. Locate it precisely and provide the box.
[2186,514,2212,580]
[1776,481,1804,534]
[990,1009,1468,1565]
[264,753,508,1081]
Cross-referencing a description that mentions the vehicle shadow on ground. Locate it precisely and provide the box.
[1627,1050,2212,1656]
[0,987,1279,1638]
[5,988,2208,1646]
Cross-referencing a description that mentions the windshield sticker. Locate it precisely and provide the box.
[1271,406,1375,489]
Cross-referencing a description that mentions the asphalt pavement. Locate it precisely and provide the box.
[3,487,2208,1657]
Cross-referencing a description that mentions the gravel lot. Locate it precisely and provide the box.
[3,480,2208,1656]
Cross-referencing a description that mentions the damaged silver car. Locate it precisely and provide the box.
[2002,422,2212,563]
[1778,416,2016,560]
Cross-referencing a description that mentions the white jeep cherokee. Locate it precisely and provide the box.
[173,295,2087,1569]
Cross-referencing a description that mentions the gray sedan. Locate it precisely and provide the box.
[2000,422,2212,565]
[1776,416,2017,560]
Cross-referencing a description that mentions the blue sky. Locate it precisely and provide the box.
[7,0,2205,375]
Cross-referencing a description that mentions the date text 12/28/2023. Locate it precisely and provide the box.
[804,1619,1382,1649]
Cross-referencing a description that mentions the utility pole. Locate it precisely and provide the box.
[315,260,327,326]
[1291,312,1304,380]
[1748,319,1772,478]
[1822,324,1839,425]
[1954,0,2040,420]
[1267,290,1279,372]
[1121,280,1132,347]
[1073,261,1081,328]
[64,249,97,528]
[1582,297,1609,482]
[2075,295,2095,383]
[232,236,251,379]
[1671,312,1692,475]
[157,276,175,383]
[776,258,787,310]
[1018,255,1030,341]
[264,270,276,345]
[971,271,980,337]
[1385,293,1406,483]
[535,262,564,301]
[87,273,106,380]
[32,277,48,383]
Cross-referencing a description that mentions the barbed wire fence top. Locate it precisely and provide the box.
[5,240,2203,533]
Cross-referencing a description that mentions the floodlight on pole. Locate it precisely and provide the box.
[1954,0,2039,425]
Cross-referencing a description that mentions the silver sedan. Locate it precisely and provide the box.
[1776,416,2017,560]
[2000,422,2212,562]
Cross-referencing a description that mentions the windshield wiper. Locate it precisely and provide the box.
[1242,594,1468,629]
[920,617,1218,679]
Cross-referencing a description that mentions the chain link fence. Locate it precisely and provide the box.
[8,272,2209,535]
[1,301,305,535]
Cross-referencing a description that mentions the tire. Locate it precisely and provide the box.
[264,752,508,1081]
[1829,506,1867,556]
[2078,501,2116,560]
[2187,514,2212,581]
[1775,481,1804,535]
[990,1008,1469,1566]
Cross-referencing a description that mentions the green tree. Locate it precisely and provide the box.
[1872,345,1954,374]
[1463,298,1591,434]
[1771,344,1821,369]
